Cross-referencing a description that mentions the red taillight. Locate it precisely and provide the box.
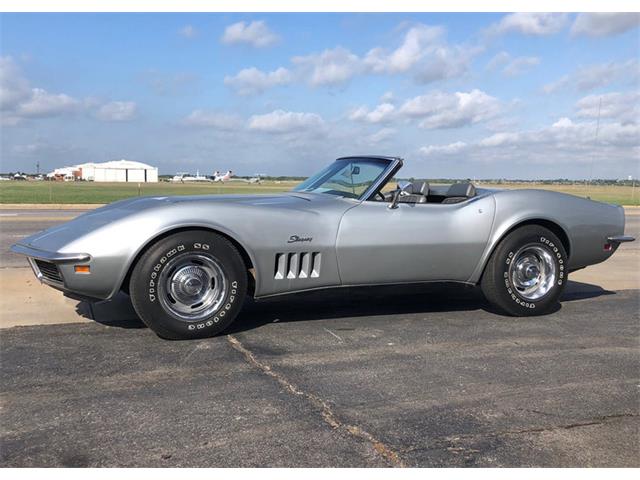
[603,243,612,252]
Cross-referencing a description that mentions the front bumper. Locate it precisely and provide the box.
[10,243,92,291]
[11,243,91,263]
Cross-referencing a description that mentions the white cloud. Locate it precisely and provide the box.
[221,20,279,48]
[571,13,640,37]
[179,25,198,38]
[502,56,540,76]
[413,45,473,84]
[292,47,362,87]
[223,67,291,95]
[16,88,80,118]
[366,127,396,144]
[95,101,137,122]
[248,110,324,134]
[364,25,444,74]
[488,13,568,36]
[399,89,502,129]
[348,103,395,124]
[479,118,639,151]
[0,56,31,111]
[2,57,80,121]
[486,51,511,71]
[575,92,640,123]
[182,110,241,130]
[380,91,395,104]
[1,56,137,125]
[478,132,522,147]
[364,24,472,84]
[224,22,474,95]
[420,141,467,156]
[429,117,640,173]
[543,59,639,93]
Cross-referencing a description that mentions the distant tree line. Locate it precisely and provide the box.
[4,172,637,186]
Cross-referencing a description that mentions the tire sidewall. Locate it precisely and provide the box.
[131,231,247,339]
[494,227,567,314]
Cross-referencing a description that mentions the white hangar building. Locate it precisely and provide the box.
[78,159,158,183]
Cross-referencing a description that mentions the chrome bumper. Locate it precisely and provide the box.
[607,235,636,243]
[10,243,91,263]
[10,243,91,290]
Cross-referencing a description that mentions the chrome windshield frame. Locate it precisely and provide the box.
[359,156,403,201]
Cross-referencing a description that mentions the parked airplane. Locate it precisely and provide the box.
[213,170,233,182]
[230,175,262,184]
[171,170,213,183]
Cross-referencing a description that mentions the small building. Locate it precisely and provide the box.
[78,160,158,183]
[47,166,81,181]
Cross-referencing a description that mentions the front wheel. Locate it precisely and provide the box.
[481,225,568,316]
[130,230,248,339]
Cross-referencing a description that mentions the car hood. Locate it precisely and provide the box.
[17,192,346,253]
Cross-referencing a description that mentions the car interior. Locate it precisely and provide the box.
[375,181,477,205]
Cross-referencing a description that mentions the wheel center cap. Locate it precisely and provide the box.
[171,265,209,300]
[183,277,203,295]
[525,265,539,279]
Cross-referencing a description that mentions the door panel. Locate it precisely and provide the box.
[336,196,496,285]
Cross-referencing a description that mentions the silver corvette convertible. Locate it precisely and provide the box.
[11,156,634,339]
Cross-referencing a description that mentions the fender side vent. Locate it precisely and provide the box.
[275,252,321,279]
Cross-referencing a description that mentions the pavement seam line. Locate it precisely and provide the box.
[226,334,405,468]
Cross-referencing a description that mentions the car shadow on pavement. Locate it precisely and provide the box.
[561,280,616,301]
[74,291,145,329]
[73,280,616,334]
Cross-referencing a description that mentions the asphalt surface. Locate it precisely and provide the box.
[0,209,86,268]
[1,207,639,467]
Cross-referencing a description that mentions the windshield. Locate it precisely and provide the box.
[292,158,392,199]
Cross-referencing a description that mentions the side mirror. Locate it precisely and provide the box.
[388,181,413,209]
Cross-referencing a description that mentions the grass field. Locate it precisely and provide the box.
[0,180,299,204]
[0,180,637,206]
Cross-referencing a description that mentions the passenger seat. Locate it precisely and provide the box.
[442,183,476,204]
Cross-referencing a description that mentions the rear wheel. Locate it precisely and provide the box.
[130,230,247,339]
[481,225,567,316]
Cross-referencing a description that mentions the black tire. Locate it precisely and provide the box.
[481,225,568,316]
[130,230,247,340]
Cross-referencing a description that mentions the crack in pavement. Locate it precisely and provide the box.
[226,334,405,467]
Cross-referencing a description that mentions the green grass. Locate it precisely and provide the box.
[0,180,298,204]
[0,180,638,206]
[479,183,639,207]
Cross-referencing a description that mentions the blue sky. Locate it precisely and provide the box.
[1,12,639,179]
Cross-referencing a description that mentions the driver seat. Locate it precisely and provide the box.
[398,181,429,204]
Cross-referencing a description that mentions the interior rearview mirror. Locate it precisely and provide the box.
[351,166,360,175]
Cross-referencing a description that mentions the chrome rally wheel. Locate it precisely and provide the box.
[130,230,248,340]
[508,245,557,301]
[158,254,228,321]
[481,225,567,316]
